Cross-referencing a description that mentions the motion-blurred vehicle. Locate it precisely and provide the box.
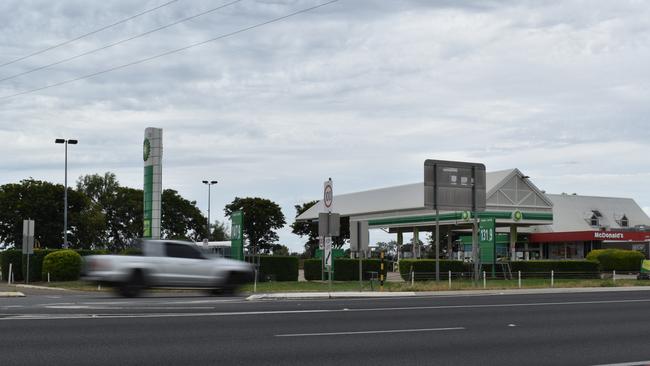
[82,239,253,297]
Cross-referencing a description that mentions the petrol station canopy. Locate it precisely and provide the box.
[296,168,554,232]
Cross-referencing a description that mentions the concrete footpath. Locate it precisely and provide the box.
[246,285,650,301]
[0,283,72,297]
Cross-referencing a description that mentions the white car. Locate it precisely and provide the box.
[82,239,254,297]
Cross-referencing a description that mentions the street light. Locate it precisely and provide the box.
[202,180,218,240]
[55,138,77,249]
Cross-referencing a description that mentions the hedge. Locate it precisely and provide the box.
[0,250,24,282]
[42,250,83,281]
[396,259,601,280]
[510,260,599,278]
[586,249,645,272]
[399,260,467,281]
[0,249,107,282]
[303,259,388,281]
[259,256,299,281]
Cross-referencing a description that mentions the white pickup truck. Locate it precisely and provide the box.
[82,239,254,297]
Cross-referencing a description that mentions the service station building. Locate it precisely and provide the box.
[297,168,650,260]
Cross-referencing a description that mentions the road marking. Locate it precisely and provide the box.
[4,297,650,321]
[592,361,650,366]
[275,327,465,337]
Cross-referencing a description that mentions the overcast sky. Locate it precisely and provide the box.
[1,0,649,252]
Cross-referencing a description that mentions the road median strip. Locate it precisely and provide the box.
[0,291,25,297]
[247,291,417,300]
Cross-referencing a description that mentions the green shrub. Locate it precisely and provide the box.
[119,247,143,256]
[331,259,388,281]
[586,249,644,272]
[304,259,322,281]
[398,260,468,281]
[259,256,299,281]
[510,260,599,278]
[42,250,83,281]
[304,258,389,281]
[0,250,23,282]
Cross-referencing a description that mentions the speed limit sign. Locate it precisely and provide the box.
[323,179,333,212]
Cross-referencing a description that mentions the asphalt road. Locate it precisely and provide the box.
[3,289,650,366]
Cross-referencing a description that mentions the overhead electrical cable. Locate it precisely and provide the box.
[0,0,339,101]
[0,0,244,83]
[0,0,180,69]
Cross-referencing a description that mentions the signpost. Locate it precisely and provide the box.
[22,219,35,283]
[424,160,486,282]
[230,210,244,261]
[479,217,496,277]
[319,178,339,284]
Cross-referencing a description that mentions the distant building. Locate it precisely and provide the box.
[529,194,650,259]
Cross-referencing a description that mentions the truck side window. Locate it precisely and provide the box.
[165,243,204,259]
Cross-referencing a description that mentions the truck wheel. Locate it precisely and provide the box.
[210,273,237,296]
[118,270,146,298]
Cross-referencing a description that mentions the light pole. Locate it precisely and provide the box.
[55,138,78,249]
[202,180,218,240]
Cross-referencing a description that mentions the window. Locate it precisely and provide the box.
[165,243,204,259]
[590,214,599,227]
[620,215,629,227]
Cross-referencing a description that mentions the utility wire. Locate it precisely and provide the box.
[0,0,243,84]
[0,0,179,69]
[0,0,339,101]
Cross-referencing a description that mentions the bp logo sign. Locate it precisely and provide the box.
[143,138,151,161]
[513,210,523,222]
[461,211,471,221]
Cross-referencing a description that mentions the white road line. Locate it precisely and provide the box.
[4,297,650,321]
[592,361,650,366]
[275,327,465,337]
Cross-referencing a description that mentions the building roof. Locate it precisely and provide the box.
[296,169,552,221]
[530,194,650,233]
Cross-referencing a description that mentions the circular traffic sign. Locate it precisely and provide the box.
[324,184,333,208]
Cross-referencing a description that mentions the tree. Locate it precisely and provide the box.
[271,244,290,256]
[108,187,144,251]
[210,220,230,241]
[376,240,398,261]
[290,200,319,257]
[0,179,98,249]
[290,200,351,257]
[161,189,206,241]
[224,197,286,255]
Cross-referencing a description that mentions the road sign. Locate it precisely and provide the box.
[318,212,340,237]
[22,219,34,255]
[323,179,333,212]
[324,237,332,268]
[424,160,486,211]
[349,221,369,252]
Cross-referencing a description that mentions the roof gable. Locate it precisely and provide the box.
[486,169,553,210]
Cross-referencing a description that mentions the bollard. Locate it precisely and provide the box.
[254,269,258,293]
[483,271,486,289]
[48,272,50,283]
[518,271,522,289]
[551,270,554,288]
[613,270,616,283]
[448,270,452,289]
[8,263,12,285]
[411,269,415,287]
[380,251,385,292]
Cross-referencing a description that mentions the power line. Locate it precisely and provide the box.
[0,0,339,101]
[0,0,243,84]
[0,0,180,69]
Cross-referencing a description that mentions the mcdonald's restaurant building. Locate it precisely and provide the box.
[297,168,650,260]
